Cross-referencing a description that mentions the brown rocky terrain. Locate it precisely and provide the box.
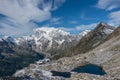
[73,22,115,54]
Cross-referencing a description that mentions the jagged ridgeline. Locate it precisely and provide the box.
[0,27,88,59]
[74,22,115,54]
[52,22,115,59]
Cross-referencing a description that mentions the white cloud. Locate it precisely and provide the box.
[108,11,120,26]
[58,23,97,34]
[0,0,65,36]
[69,21,78,24]
[0,17,36,36]
[96,0,120,11]
[75,23,97,31]
[50,17,61,24]
[58,27,74,32]
[96,0,120,26]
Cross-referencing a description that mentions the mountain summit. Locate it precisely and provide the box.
[66,22,115,55]
[94,22,115,35]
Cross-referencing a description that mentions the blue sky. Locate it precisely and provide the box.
[0,0,120,36]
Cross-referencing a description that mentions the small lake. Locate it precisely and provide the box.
[71,64,106,75]
[51,71,71,78]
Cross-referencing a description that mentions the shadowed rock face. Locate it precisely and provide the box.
[73,22,115,54]
[106,25,120,40]
[0,40,44,77]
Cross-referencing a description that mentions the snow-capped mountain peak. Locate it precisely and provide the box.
[1,36,16,44]
[31,27,79,51]
[2,36,13,41]
[33,27,70,37]
[0,27,90,53]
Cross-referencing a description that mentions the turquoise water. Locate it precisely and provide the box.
[71,64,106,75]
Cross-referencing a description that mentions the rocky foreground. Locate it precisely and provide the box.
[13,51,120,80]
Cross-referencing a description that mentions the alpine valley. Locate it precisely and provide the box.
[0,26,89,77]
[0,22,120,80]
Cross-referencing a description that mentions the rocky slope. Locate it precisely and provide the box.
[52,22,115,59]
[65,22,115,56]
[14,50,120,80]
[86,25,120,78]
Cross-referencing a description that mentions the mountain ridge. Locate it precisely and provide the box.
[0,27,89,57]
[73,22,115,54]
[0,22,118,78]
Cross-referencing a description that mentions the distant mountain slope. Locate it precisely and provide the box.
[1,27,88,57]
[73,22,115,54]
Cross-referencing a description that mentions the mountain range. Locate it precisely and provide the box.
[0,22,120,80]
[0,26,89,76]
[0,27,89,57]
[52,22,115,59]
